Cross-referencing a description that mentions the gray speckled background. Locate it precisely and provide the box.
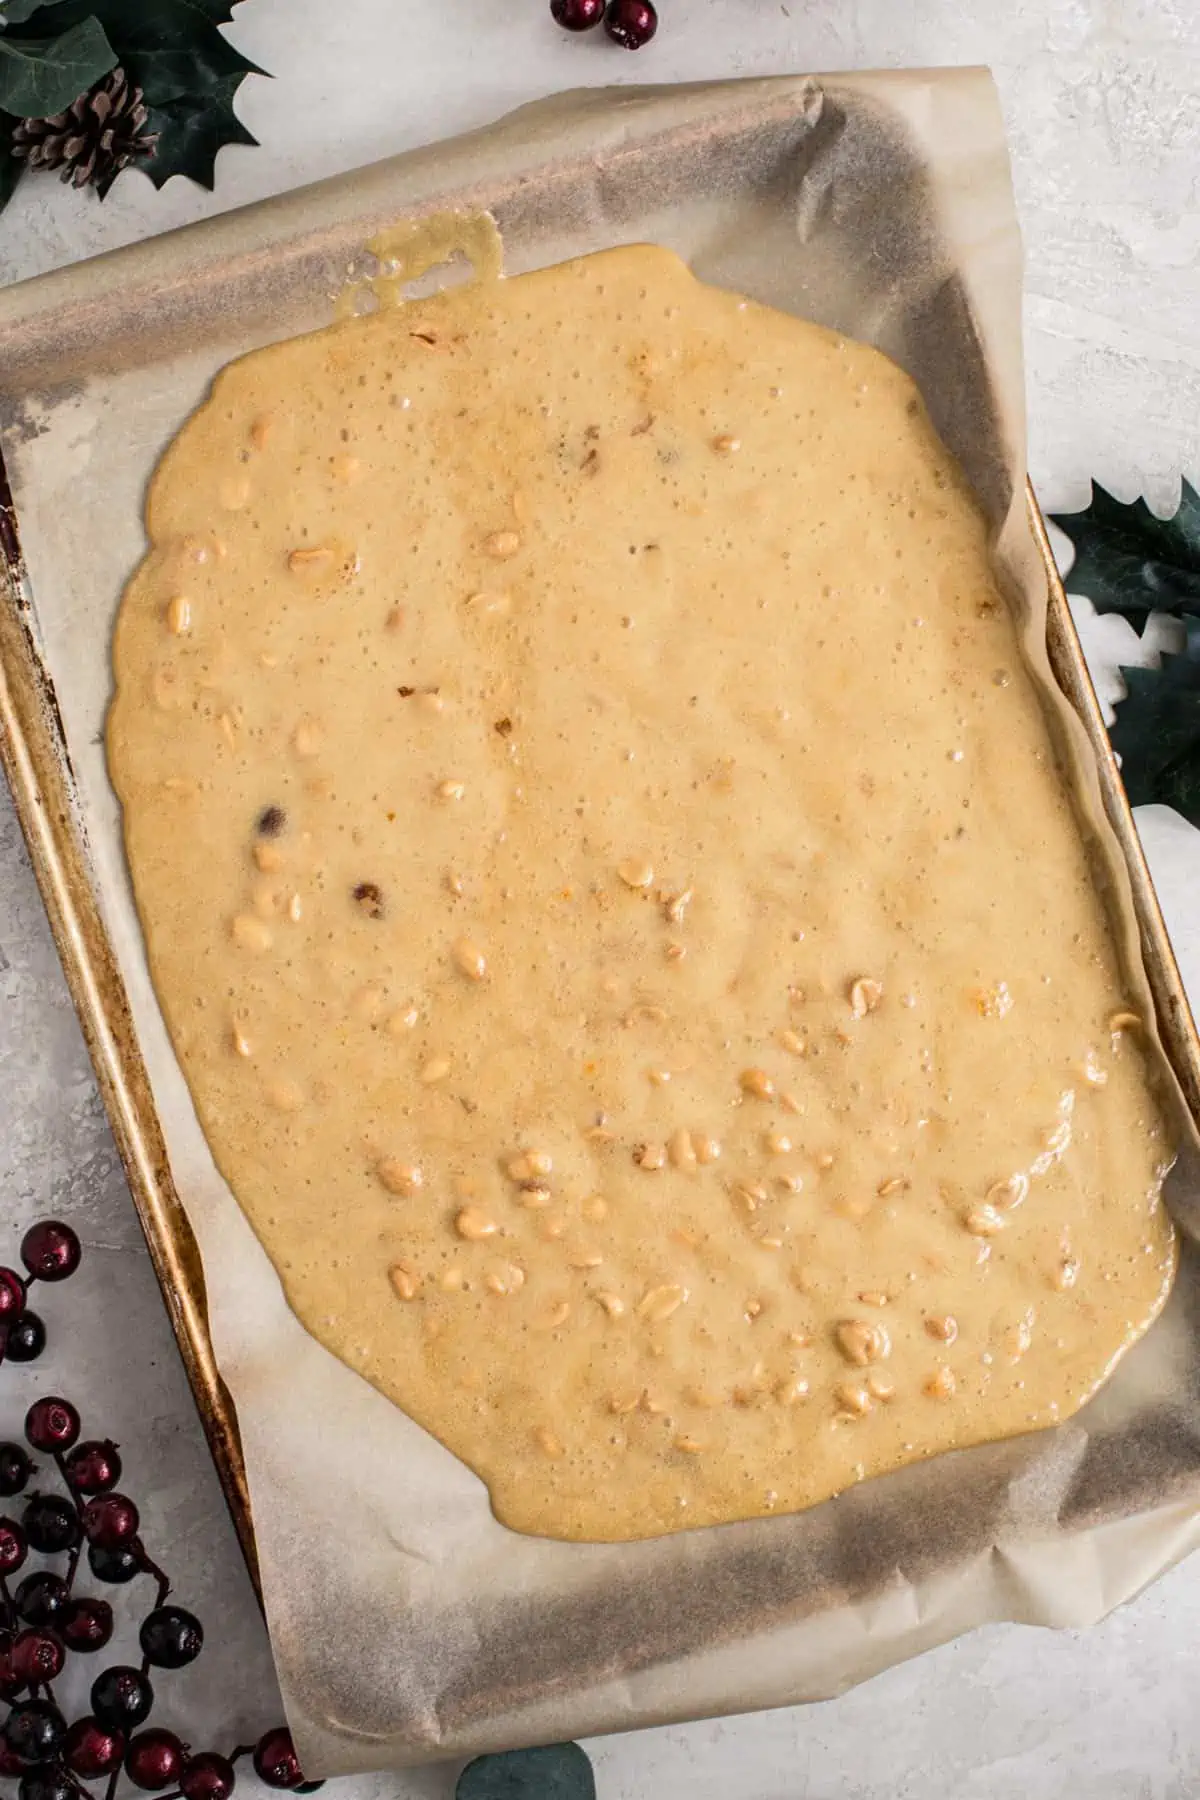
[1,2,1198,1794]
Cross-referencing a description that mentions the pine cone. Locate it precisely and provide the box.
[11,66,158,194]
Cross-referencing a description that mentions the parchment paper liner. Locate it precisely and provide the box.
[0,70,1197,1772]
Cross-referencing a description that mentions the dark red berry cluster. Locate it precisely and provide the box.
[0,1222,321,1800]
[0,1223,84,1369]
[550,0,658,49]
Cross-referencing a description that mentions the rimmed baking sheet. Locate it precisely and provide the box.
[0,69,1198,1773]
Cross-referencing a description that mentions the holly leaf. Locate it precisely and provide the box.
[1111,614,1200,828]
[1051,480,1200,631]
[10,0,263,104]
[0,1,60,25]
[99,0,264,104]
[0,108,24,212]
[0,15,114,117]
[128,66,254,193]
[167,0,247,22]
[456,1744,596,1800]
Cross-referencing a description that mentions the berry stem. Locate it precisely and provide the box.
[0,1575,19,1638]
[136,1545,172,1608]
[55,1450,88,1592]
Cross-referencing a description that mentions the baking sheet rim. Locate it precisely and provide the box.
[0,527,260,1592]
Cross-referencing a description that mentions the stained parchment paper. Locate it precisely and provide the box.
[1,69,1199,1774]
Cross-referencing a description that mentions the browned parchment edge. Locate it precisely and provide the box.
[0,444,1196,1601]
[0,465,260,1599]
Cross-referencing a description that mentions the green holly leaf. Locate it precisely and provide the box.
[0,0,262,212]
[0,108,24,209]
[0,13,114,116]
[0,1,60,26]
[1051,480,1200,631]
[107,0,264,104]
[12,0,262,104]
[170,0,246,23]
[1111,615,1200,828]
[126,66,254,193]
[456,1743,596,1800]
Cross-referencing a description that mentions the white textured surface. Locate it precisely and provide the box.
[0,2,1197,1794]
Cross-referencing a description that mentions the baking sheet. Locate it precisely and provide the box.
[1,69,1199,1774]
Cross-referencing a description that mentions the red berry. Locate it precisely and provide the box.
[139,1605,203,1669]
[126,1730,186,1791]
[0,1632,22,1700]
[88,1541,143,1584]
[20,1222,81,1283]
[180,1753,236,1800]
[19,1768,76,1800]
[22,1492,80,1555]
[0,1444,34,1498]
[63,1438,121,1494]
[24,1397,80,1453]
[5,1312,46,1363]
[0,1270,26,1320]
[604,0,657,47]
[3,1699,66,1762]
[11,1628,65,1685]
[90,1665,154,1733]
[14,1572,68,1629]
[61,1595,115,1654]
[65,1718,126,1779]
[252,1728,305,1791]
[0,1518,27,1575]
[551,0,606,27]
[91,1656,154,1728]
[82,1492,140,1550]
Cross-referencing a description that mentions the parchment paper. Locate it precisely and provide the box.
[2,70,1200,1774]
